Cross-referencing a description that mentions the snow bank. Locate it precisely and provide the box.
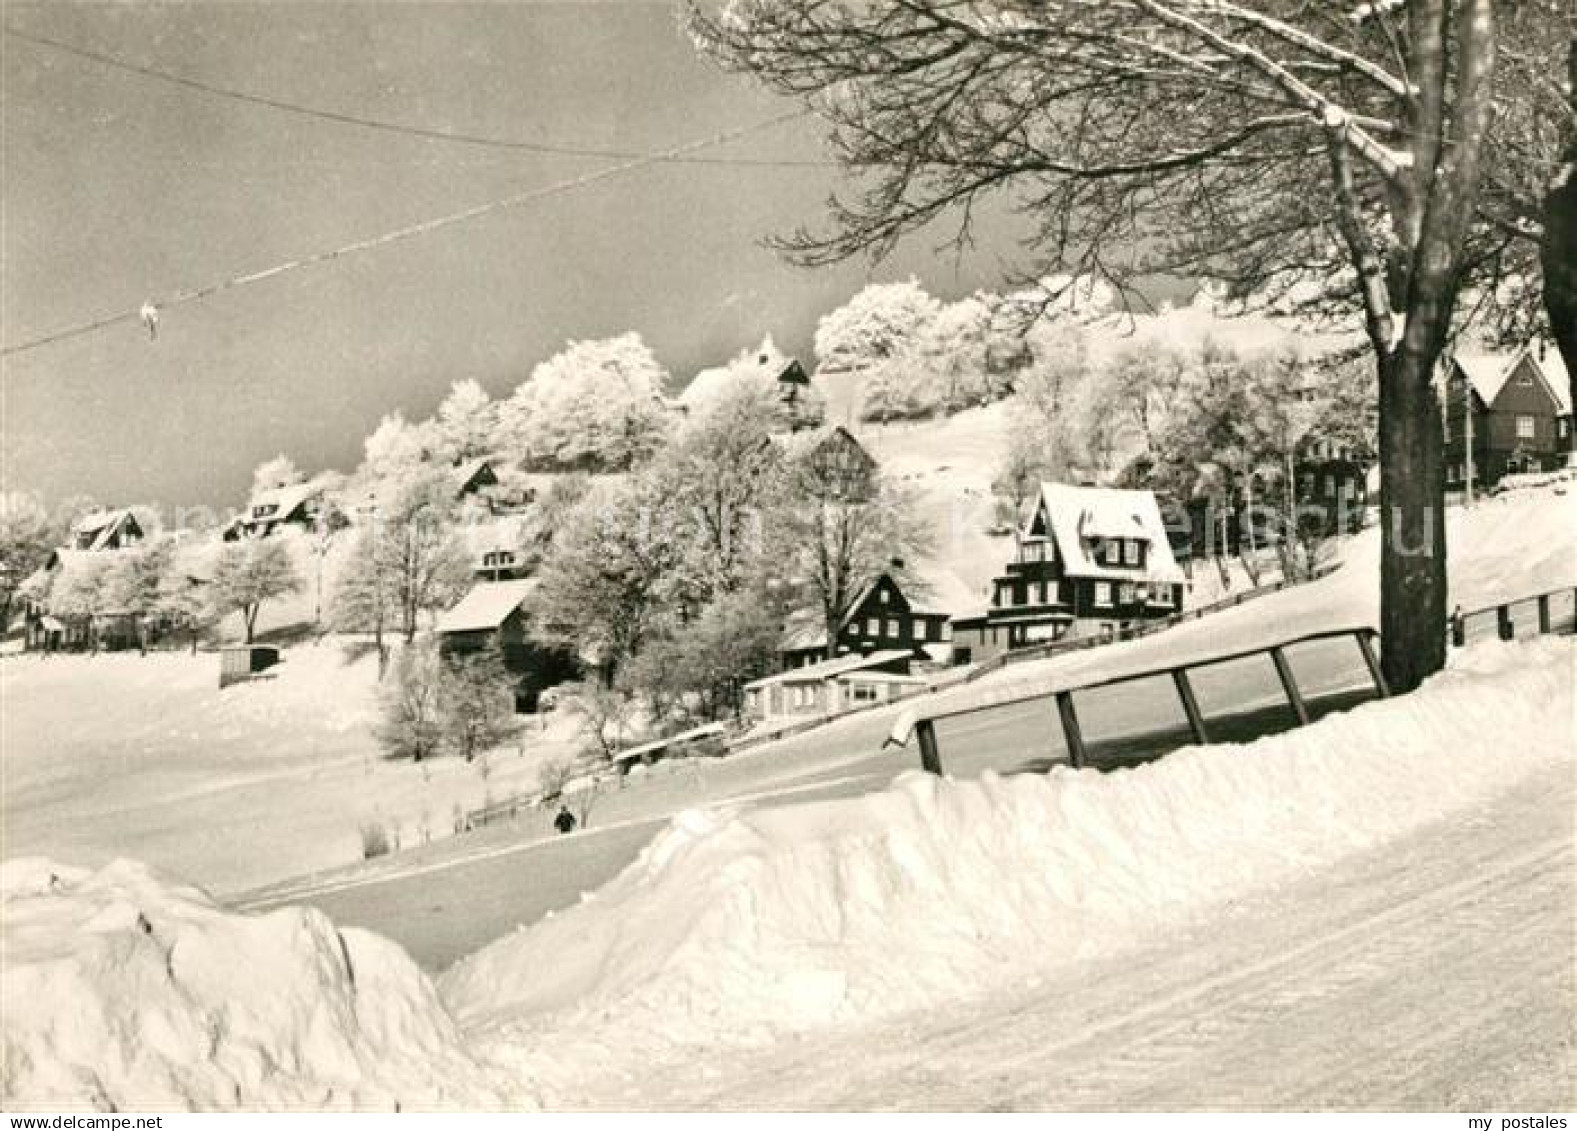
[444,639,1574,1056]
[1,860,516,1111]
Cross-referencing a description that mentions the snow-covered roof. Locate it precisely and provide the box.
[70,509,139,551]
[459,516,526,557]
[1452,348,1573,415]
[1032,482,1185,585]
[745,649,913,690]
[452,457,497,493]
[611,722,729,766]
[435,578,538,634]
[247,482,322,524]
[678,336,805,410]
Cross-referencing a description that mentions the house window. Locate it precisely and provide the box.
[884,618,898,639]
[1560,419,1571,439]
[1094,581,1112,607]
[850,683,877,703]
[1104,540,1122,565]
[1123,540,1140,566]
[866,618,878,637]
[878,588,889,604]
[1118,582,1135,604]
[1516,414,1536,439]
[1154,584,1174,607]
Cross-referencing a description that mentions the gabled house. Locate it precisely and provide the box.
[69,509,143,552]
[677,336,820,431]
[1444,347,1574,491]
[964,482,1186,653]
[779,569,953,670]
[224,482,324,541]
[453,457,500,501]
[461,516,530,581]
[435,578,576,712]
[776,424,879,500]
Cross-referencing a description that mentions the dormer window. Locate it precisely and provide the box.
[1104,540,1122,565]
[1123,540,1140,566]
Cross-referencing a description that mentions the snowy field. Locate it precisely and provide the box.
[3,635,1572,1109]
[0,642,585,893]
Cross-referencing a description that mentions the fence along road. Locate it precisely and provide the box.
[240,587,1576,970]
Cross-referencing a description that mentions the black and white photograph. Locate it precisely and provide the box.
[2,0,1574,1115]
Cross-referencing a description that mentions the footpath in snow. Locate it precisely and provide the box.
[5,636,1569,1110]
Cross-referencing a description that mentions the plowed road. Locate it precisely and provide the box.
[568,760,1575,1110]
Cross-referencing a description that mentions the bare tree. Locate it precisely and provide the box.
[690,0,1566,691]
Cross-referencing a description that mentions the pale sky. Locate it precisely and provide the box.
[2,1,1027,508]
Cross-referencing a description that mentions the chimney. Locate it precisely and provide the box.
[889,556,905,571]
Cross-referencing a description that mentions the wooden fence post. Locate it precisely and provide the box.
[1269,646,1311,726]
[1056,690,1087,769]
[1538,594,1551,635]
[1355,630,1390,698]
[1171,668,1210,744]
[1497,605,1514,641]
[916,718,943,776]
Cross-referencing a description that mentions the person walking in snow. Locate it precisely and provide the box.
[554,805,577,835]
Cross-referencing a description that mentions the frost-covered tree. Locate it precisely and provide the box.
[777,455,932,662]
[813,279,941,374]
[648,379,788,599]
[439,651,518,762]
[434,379,496,464]
[345,468,472,644]
[0,491,64,631]
[691,0,1559,691]
[99,537,176,653]
[360,412,438,483]
[497,333,671,472]
[208,537,301,644]
[530,478,681,680]
[376,641,445,762]
[250,455,303,497]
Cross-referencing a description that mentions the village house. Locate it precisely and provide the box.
[68,509,143,552]
[676,336,817,431]
[779,568,954,670]
[743,649,923,723]
[435,578,576,712]
[223,482,324,541]
[1443,347,1574,492]
[461,516,530,581]
[452,457,500,502]
[776,424,879,500]
[952,482,1186,660]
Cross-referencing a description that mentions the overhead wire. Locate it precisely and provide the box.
[3,25,835,168]
[0,109,809,360]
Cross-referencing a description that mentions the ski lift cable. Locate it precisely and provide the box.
[0,110,807,361]
[4,25,835,168]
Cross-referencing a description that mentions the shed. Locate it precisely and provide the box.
[219,645,281,688]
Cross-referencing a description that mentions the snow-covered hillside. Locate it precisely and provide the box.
[440,639,1573,1063]
[5,637,1569,1109]
[0,643,585,893]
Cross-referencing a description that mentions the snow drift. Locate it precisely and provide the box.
[0,859,515,1111]
[444,639,1575,1057]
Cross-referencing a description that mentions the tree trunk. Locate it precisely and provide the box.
[1377,349,1448,693]
[1541,44,1577,450]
